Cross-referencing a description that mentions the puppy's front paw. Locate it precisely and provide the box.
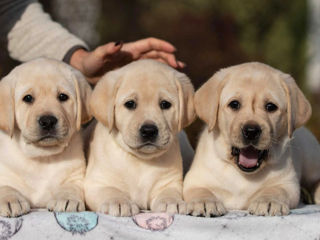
[186,199,226,217]
[248,198,289,216]
[98,199,140,217]
[0,195,30,217]
[47,198,85,212]
[151,198,187,215]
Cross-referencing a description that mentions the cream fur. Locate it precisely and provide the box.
[0,58,92,217]
[84,59,195,217]
[184,62,320,217]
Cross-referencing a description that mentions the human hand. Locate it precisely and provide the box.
[70,38,185,84]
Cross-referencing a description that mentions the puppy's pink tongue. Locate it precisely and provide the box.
[238,146,259,168]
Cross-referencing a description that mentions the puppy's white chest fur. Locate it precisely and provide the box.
[0,131,85,207]
[129,166,161,208]
[206,164,260,209]
[84,123,182,210]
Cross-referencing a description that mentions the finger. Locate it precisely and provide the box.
[177,61,186,68]
[131,37,177,54]
[94,42,123,60]
[141,50,178,68]
[81,42,124,78]
[86,76,100,85]
[141,57,167,64]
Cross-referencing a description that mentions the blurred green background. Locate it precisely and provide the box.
[1,0,318,146]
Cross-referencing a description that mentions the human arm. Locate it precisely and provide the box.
[4,1,88,62]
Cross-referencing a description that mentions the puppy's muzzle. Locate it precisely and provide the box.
[233,123,268,173]
[38,115,58,132]
[139,124,158,142]
[242,124,261,145]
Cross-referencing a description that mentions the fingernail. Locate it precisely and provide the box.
[115,41,123,46]
[178,61,186,68]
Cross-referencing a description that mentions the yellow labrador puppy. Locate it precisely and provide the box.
[84,59,195,216]
[0,58,91,217]
[184,62,320,216]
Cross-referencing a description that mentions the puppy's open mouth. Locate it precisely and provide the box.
[231,146,268,172]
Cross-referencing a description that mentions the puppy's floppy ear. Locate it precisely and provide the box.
[90,70,122,131]
[0,74,15,137]
[175,72,196,131]
[280,74,312,138]
[71,69,93,130]
[194,69,227,132]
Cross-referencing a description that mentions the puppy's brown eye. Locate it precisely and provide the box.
[265,102,278,112]
[23,94,34,104]
[58,93,69,102]
[124,100,136,110]
[228,100,240,110]
[160,100,171,110]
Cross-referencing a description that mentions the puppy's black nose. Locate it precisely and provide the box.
[140,124,158,142]
[38,115,58,131]
[242,124,261,142]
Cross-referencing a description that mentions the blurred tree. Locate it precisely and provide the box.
[91,0,308,88]
[307,0,320,94]
[306,0,320,138]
